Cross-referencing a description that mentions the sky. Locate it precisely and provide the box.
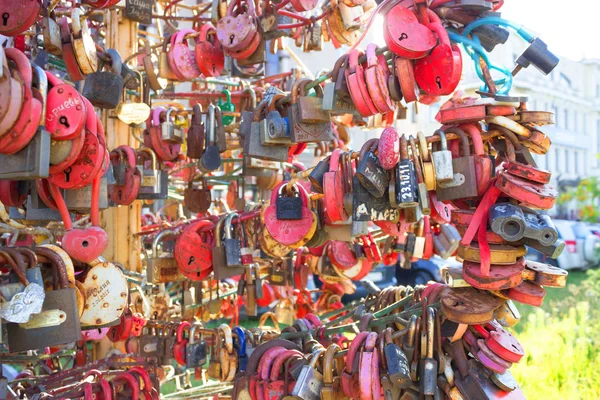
[500,0,600,61]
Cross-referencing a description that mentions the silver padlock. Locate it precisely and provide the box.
[431,130,454,183]
[291,348,325,400]
[161,107,183,143]
[136,147,166,199]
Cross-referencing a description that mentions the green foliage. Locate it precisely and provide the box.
[558,178,600,222]
[511,270,600,399]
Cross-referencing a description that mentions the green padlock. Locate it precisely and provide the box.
[219,89,236,125]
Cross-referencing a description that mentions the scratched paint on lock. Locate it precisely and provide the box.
[80,262,128,326]
[291,102,330,142]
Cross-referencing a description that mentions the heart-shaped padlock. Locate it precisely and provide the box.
[414,21,462,96]
[168,29,202,81]
[45,71,87,140]
[175,220,215,281]
[0,0,41,36]
[364,43,396,114]
[110,145,141,205]
[146,107,181,161]
[216,0,259,52]
[384,5,436,59]
[195,23,225,77]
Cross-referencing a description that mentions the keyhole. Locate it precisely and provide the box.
[59,116,70,128]
[229,34,235,44]
[118,190,123,200]
[63,167,72,182]
[435,76,442,89]
[398,32,408,41]
[81,240,89,248]
[2,13,9,26]
[212,63,216,73]
[188,256,195,265]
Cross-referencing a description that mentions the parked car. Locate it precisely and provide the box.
[545,219,600,270]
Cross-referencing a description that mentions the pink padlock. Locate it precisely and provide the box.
[216,0,259,52]
[146,107,181,161]
[168,29,202,81]
[377,126,400,170]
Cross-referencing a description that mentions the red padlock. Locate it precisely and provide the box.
[414,22,462,96]
[0,0,41,36]
[395,57,419,104]
[195,23,225,77]
[173,321,192,365]
[45,71,87,140]
[110,146,141,205]
[175,220,215,281]
[384,5,436,59]
[216,0,259,52]
[264,182,314,246]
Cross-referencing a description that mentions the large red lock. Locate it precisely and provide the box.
[384,5,436,59]
[174,220,215,281]
[195,23,225,77]
[264,181,314,246]
[49,98,104,190]
[168,29,202,81]
[173,321,192,366]
[414,21,462,96]
[45,71,87,140]
[0,0,41,36]
[216,0,259,52]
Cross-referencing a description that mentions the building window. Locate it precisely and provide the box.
[564,109,569,130]
[555,148,560,171]
[553,106,560,127]
[575,151,579,174]
[565,149,570,173]
[575,112,579,132]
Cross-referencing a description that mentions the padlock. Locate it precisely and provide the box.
[356,139,389,199]
[383,4,436,59]
[187,104,205,159]
[216,0,260,53]
[433,224,461,259]
[139,326,164,359]
[288,79,333,143]
[396,136,419,209]
[160,107,184,143]
[213,216,243,280]
[195,23,225,77]
[275,184,303,220]
[436,127,479,201]
[187,323,208,369]
[115,71,151,126]
[136,147,167,199]
[159,35,180,81]
[199,104,222,172]
[378,127,400,170]
[383,328,411,389]
[168,29,202,81]
[419,308,438,396]
[82,49,124,109]
[69,8,98,75]
[260,109,291,146]
[0,94,50,177]
[175,220,215,281]
[0,0,41,36]
[145,230,185,284]
[246,102,289,162]
[224,212,243,268]
[431,130,453,183]
[184,178,212,214]
[292,348,325,400]
[0,251,45,324]
[7,247,81,352]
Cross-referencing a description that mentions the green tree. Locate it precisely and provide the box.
[557,178,600,222]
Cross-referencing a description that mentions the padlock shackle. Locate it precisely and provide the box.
[223,212,239,240]
[444,127,470,157]
[151,230,178,256]
[136,147,159,170]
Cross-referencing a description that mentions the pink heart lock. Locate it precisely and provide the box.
[50,166,109,263]
[168,29,202,81]
[377,126,400,170]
